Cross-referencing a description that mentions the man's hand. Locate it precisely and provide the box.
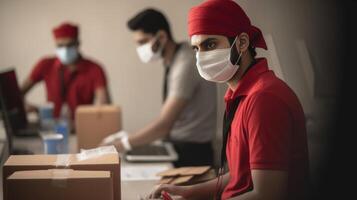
[94,87,110,104]
[99,130,130,152]
[148,184,190,200]
[109,139,126,152]
[148,174,230,200]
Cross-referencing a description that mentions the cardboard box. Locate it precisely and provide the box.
[5,169,113,200]
[157,166,216,185]
[75,105,122,150]
[2,152,120,200]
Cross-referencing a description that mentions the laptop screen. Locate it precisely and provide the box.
[0,68,28,132]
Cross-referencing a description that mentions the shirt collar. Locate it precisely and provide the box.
[224,58,269,102]
[54,55,86,72]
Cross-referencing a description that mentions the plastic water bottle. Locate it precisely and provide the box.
[39,102,55,131]
[54,120,69,153]
[54,103,71,153]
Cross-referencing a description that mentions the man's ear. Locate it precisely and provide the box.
[236,32,250,53]
[157,30,168,44]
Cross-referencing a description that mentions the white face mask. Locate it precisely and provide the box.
[136,37,163,63]
[56,46,79,65]
[195,37,242,83]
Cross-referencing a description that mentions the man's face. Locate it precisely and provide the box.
[132,30,160,52]
[191,34,231,52]
[54,37,80,65]
[55,37,79,49]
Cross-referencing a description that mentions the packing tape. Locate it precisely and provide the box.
[55,154,71,168]
[76,145,118,161]
[51,169,71,188]
[50,146,117,188]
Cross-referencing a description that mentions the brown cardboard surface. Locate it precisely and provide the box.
[2,153,120,200]
[157,166,210,177]
[170,175,194,185]
[159,176,176,184]
[8,169,110,179]
[157,166,215,186]
[188,169,216,184]
[75,105,122,150]
[157,168,183,177]
[6,169,113,200]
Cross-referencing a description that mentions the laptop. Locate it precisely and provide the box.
[0,90,34,155]
[125,141,178,162]
[0,68,39,137]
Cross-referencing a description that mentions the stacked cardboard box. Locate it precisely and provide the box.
[6,169,113,200]
[2,147,120,200]
[75,105,122,150]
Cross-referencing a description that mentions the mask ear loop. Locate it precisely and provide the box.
[152,32,165,54]
[229,36,243,66]
[234,52,243,66]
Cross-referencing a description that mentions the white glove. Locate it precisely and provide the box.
[102,130,128,145]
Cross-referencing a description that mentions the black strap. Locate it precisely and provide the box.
[162,43,182,102]
[59,66,77,103]
[220,59,257,167]
[221,97,242,167]
[59,67,66,101]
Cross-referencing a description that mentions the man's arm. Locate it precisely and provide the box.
[228,170,288,200]
[21,78,38,112]
[127,96,187,148]
[186,172,230,199]
[21,78,35,95]
[94,87,110,104]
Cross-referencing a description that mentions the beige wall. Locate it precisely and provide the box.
[0,0,335,137]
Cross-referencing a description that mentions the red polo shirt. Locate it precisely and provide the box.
[222,58,309,200]
[29,56,107,118]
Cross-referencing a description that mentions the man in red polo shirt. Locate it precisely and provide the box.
[21,22,110,119]
[151,0,309,199]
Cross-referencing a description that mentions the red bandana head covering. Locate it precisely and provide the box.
[188,0,267,50]
[53,22,79,39]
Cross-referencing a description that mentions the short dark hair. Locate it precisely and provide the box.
[127,8,173,40]
[228,37,257,58]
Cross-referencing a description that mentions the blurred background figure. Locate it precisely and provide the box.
[103,9,217,167]
[21,22,110,121]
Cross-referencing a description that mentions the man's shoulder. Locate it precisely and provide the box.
[254,71,294,95]
[247,75,301,112]
[80,57,105,71]
[36,56,58,66]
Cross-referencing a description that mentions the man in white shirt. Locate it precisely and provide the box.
[104,9,217,167]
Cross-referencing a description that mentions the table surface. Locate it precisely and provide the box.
[0,123,173,200]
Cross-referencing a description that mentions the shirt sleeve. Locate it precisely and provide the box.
[29,58,49,83]
[92,65,107,89]
[246,92,292,170]
[167,51,200,100]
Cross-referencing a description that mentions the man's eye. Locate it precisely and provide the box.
[206,42,216,49]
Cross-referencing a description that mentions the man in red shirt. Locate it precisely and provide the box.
[21,22,110,119]
[151,0,309,199]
